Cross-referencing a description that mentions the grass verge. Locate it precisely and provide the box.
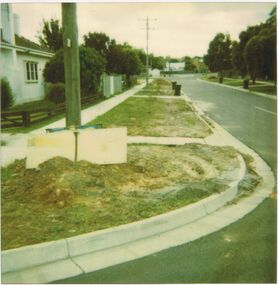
[1,144,239,250]
[87,97,211,138]
[135,78,174,96]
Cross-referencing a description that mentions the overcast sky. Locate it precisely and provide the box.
[12,2,275,58]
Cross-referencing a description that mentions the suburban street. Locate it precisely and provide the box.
[55,76,277,284]
[175,74,277,174]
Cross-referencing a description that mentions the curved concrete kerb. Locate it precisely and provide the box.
[2,153,246,275]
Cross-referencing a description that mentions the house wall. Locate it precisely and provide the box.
[1,48,50,105]
[0,48,21,102]
[15,52,50,104]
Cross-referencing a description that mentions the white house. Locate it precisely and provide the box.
[164,62,185,72]
[150,68,160,78]
[0,4,54,105]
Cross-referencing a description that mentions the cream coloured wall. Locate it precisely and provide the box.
[15,52,50,104]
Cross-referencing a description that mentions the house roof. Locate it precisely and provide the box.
[15,34,53,53]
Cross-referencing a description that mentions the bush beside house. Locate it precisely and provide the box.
[46,83,65,104]
[1,77,14,110]
[43,46,106,98]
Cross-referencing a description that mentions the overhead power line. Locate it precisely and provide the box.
[138,17,157,86]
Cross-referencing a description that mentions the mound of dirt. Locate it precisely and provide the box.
[2,144,240,209]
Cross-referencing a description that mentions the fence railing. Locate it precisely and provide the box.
[1,94,101,129]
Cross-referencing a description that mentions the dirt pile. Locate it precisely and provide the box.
[2,144,240,209]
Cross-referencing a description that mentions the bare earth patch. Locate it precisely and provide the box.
[89,97,212,138]
[1,144,240,250]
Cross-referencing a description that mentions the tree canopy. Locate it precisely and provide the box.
[38,18,63,52]
[207,7,276,81]
[204,33,233,74]
[43,46,106,96]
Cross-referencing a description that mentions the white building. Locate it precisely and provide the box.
[150,68,160,78]
[164,62,185,72]
[1,4,54,105]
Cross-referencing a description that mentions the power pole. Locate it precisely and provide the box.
[62,3,81,128]
[139,17,157,86]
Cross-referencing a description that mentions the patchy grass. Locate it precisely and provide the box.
[249,85,276,96]
[202,76,276,95]
[87,97,211,138]
[135,78,174,96]
[1,144,240,250]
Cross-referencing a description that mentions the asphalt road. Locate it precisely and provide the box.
[176,74,277,174]
[55,75,277,283]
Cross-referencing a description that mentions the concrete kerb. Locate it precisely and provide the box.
[197,78,277,101]
[1,154,246,277]
[1,77,276,283]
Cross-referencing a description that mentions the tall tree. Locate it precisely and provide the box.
[204,33,233,75]
[106,44,143,86]
[38,19,63,52]
[83,32,115,56]
[184,56,197,72]
[43,46,106,96]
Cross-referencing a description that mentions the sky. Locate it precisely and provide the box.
[12,2,275,58]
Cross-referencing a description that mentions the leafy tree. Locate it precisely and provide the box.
[242,7,276,82]
[38,19,63,52]
[244,36,264,82]
[106,44,143,86]
[83,32,115,56]
[204,33,233,75]
[151,55,166,70]
[184,56,197,72]
[232,41,246,77]
[43,46,106,96]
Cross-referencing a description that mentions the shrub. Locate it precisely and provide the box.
[46,82,65,104]
[43,47,106,97]
[1,77,14,110]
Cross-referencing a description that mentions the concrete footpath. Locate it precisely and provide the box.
[1,81,147,167]
[1,84,276,284]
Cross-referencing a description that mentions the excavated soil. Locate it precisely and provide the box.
[2,144,240,249]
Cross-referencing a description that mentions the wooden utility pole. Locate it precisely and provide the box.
[138,17,157,87]
[62,3,81,127]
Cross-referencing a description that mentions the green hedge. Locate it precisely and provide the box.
[46,82,65,104]
[1,77,14,110]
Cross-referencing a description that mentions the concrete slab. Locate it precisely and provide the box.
[78,127,127,164]
[26,131,75,168]
[1,146,27,167]
[2,258,82,284]
[2,239,68,273]
[72,246,138,273]
[26,128,127,168]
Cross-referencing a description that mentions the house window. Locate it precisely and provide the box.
[25,62,38,82]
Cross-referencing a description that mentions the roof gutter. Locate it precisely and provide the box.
[0,42,54,58]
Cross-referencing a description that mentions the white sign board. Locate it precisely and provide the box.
[26,127,127,169]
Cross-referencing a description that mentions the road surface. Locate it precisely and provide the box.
[54,75,277,283]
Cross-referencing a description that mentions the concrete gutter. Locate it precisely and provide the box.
[197,78,277,101]
[2,154,245,283]
[1,80,276,283]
